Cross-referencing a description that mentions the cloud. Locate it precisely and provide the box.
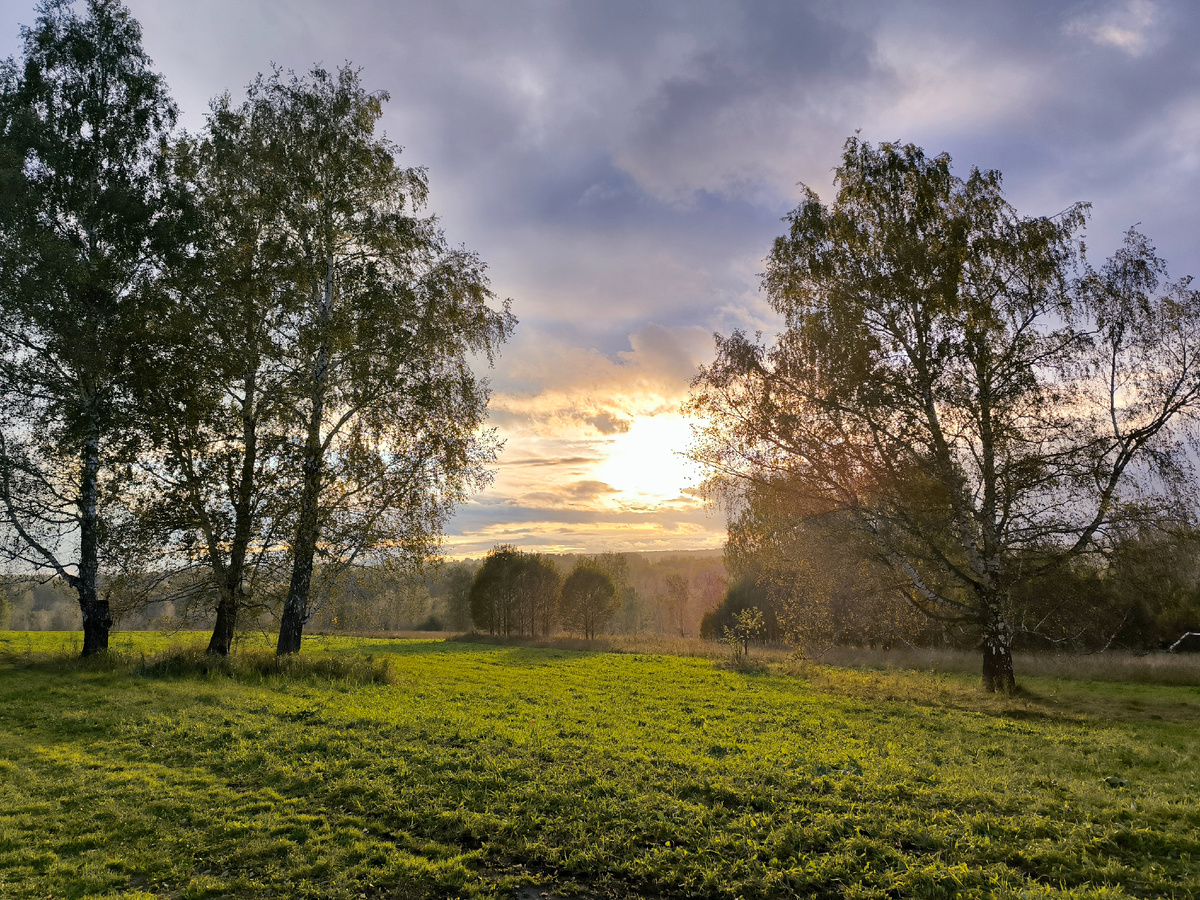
[1066,0,1162,56]
[869,29,1050,136]
[489,322,714,437]
[503,455,600,468]
[441,504,725,557]
[608,3,878,205]
[511,480,618,509]
[447,318,715,547]
[565,480,619,501]
[34,0,1199,556]
[585,412,632,435]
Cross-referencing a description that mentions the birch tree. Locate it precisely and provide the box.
[125,99,297,655]
[688,137,1200,692]
[560,562,618,641]
[232,67,514,655]
[0,0,187,655]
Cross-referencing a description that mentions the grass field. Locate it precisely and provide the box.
[1,632,1198,899]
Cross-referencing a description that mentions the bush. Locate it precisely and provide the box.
[701,576,781,642]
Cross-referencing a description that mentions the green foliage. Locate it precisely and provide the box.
[701,575,781,642]
[688,136,1200,690]
[1103,524,1200,648]
[0,0,191,654]
[723,480,924,652]
[559,561,619,640]
[0,632,1198,898]
[245,64,515,654]
[469,546,561,637]
[592,552,645,634]
[119,75,307,654]
[721,606,765,661]
[434,562,476,631]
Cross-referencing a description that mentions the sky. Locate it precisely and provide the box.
[3,0,1198,557]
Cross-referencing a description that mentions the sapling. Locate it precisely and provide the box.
[722,606,765,662]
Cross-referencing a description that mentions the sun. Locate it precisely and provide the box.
[592,413,700,505]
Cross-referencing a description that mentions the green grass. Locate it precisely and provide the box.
[1,632,1198,898]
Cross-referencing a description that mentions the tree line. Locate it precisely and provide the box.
[465,546,665,641]
[702,484,1200,657]
[310,548,727,639]
[0,0,513,656]
[0,547,732,642]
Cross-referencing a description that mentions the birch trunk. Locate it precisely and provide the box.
[277,256,333,656]
[980,598,1016,693]
[207,369,260,656]
[78,421,111,656]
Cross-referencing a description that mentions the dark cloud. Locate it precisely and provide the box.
[613,2,879,203]
[564,480,618,500]
[585,413,631,436]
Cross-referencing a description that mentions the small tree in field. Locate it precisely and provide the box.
[560,562,618,641]
[689,137,1200,693]
[722,606,765,662]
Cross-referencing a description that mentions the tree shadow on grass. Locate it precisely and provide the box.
[0,636,590,684]
[801,664,1200,727]
[480,647,591,668]
[305,635,484,657]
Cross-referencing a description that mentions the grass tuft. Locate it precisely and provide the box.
[134,647,396,684]
[0,639,395,685]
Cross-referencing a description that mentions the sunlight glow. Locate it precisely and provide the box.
[593,413,700,504]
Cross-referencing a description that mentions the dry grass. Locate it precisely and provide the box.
[134,646,398,683]
[807,644,1200,685]
[446,630,794,661]
[444,631,1200,686]
[307,628,454,641]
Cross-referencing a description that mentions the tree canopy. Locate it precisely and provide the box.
[688,137,1200,691]
[469,545,561,637]
[0,4,513,657]
[560,561,618,641]
[0,0,189,655]
[253,66,514,655]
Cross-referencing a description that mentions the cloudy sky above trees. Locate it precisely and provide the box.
[3,0,1197,555]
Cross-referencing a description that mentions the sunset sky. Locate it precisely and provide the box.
[3,0,1198,556]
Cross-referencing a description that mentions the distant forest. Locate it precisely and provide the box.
[0,551,728,642]
[6,525,1196,656]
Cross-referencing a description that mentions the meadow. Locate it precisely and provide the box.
[0,632,1197,899]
